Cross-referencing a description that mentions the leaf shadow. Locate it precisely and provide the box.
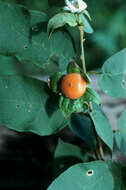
[44,85,60,118]
[29,22,47,43]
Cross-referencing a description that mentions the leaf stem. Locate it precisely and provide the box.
[89,105,105,161]
[97,136,105,161]
[87,71,102,75]
[93,126,105,161]
[94,150,100,160]
[78,12,105,161]
[78,14,86,74]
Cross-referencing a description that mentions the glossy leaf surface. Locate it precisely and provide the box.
[115,110,126,155]
[99,49,126,98]
[0,76,68,135]
[48,161,114,190]
[89,103,113,151]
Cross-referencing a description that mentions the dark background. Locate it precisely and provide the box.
[0,0,126,189]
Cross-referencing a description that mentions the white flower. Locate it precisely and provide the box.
[64,0,87,13]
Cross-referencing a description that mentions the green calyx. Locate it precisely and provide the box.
[59,87,101,117]
[50,72,63,93]
[49,62,100,117]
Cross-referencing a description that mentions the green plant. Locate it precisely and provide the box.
[0,0,126,189]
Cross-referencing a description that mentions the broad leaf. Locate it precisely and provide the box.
[70,113,96,149]
[83,87,101,104]
[48,161,114,190]
[89,103,113,151]
[0,0,49,12]
[81,14,93,34]
[0,2,75,74]
[55,139,87,161]
[48,13,77,37]
[53,139,92,178]
[99,49,126,98]
[66,26,80,58]
[83,10,91,20]
[0,56,22,76]
[107,161,126,190]
[115,110,126,155]
[0,76,68,135]
[0,55,51,81]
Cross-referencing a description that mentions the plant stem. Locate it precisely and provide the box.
[97,136,105,161]
[78,14,86,74]
[94,150,100,160]
[87,71,102,75]
[94,126,105,161]
[89,108,105,161]
[89,102,93,112]
[78,13,105,161]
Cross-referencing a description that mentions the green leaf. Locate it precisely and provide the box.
[0,2,75,74]
[99,49,126,98]
[2,0,49,12]
[83,87,101,105]
[47,13,77,37]
[55,139,84,160]
[115,110,126,155]
[70,113,96,149]
[53,139,93,179]
[0,55,22,76]
[48,161,114,190]
[50,72,63,93]
[0,55,52,81]
[81,14,94,34]
[59,96,89,117]
[89,103,113,151]
[0,76,68,135]
[83,10,92,20]
[67,61,80,74]
[107,161,126,190]
[66,26,80,58]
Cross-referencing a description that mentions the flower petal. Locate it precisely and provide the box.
[64,0,87,13]
[63,6,71,11]
[78,0,87,10]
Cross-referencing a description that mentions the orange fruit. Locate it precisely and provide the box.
[61,73,86,99]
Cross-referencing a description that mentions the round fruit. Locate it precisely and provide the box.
[61,73,86,99]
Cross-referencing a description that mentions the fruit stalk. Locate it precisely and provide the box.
[78,14,86,74]
[92,119,105,161]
